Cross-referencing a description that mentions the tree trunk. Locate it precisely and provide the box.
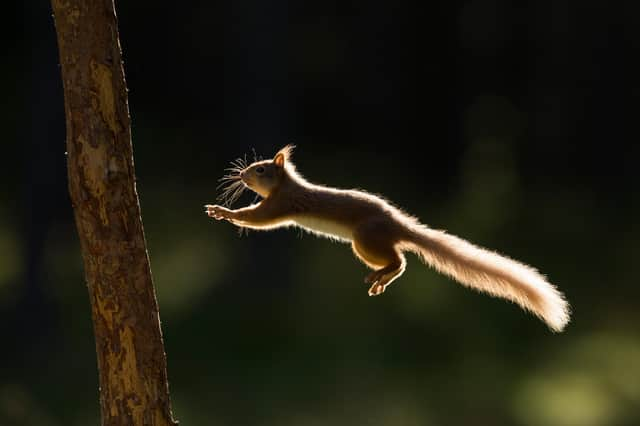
[51,1,178,424]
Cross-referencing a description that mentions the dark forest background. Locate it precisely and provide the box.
[2,1,639,425]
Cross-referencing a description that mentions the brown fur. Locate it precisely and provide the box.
[206,146,570,331]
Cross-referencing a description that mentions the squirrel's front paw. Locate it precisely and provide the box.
[205,204,230,220]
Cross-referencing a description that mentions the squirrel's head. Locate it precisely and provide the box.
[240,145,294,197]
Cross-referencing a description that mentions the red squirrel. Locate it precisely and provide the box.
[205,146,570,331]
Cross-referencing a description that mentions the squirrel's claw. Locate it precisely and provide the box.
[205,204,225,220]
[368,282,385,296]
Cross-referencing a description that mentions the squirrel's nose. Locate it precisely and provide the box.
[240,170,245,178]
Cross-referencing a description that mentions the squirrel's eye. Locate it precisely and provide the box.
[256,166,265,174]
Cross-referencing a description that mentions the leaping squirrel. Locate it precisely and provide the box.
[205,145,570,332]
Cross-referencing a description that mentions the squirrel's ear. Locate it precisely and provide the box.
[273,144,295,167]
[274,152,286,167]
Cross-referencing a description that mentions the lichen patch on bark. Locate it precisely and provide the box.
[90,59,122,135]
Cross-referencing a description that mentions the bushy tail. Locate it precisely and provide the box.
[403,227,570,332]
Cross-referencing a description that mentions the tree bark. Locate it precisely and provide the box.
[51,1,178,424]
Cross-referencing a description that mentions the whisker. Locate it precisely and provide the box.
[219,180,242,195]
[217,171,242,189]
[219,172,241,179]
[227,183,246,206]
[230,158,246,170]
[217,180,245,206]
[219,180,238,193]
[216,179,239,190]
[219,178,249,207]
[218,174,241,183]
[218,176,241,184]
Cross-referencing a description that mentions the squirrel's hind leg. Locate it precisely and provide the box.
[364,261,406,296]
[352,222,406,296]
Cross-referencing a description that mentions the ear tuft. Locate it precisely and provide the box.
[273,144,295,167]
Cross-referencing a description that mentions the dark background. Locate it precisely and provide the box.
[2,1,639,425]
